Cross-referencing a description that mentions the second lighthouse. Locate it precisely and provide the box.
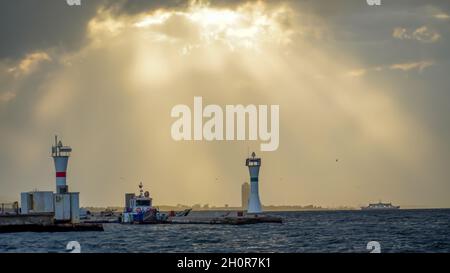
[246,152,263,214]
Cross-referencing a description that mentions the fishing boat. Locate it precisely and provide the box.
[121,182,167,223]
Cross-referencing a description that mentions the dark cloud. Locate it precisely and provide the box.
[0,0,247,60]
[290,0,450,66]
[0,0,103,59]
[106,0,187,15]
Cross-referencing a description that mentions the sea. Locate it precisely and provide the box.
[0,209,449,253]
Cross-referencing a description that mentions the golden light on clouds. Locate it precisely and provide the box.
[393,26,441,43]
[390,61,434,72]
[433,13,450,20]
[97,1,295,53]
[8,51,51,76]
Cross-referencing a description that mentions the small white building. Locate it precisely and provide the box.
[20,191,54,214]
[21,191,80,223]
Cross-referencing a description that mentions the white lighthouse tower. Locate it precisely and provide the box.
[52,135,72,194]
[21,135,79,223]
[246,152,262,214]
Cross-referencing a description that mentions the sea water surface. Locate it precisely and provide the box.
[1,209,449,253]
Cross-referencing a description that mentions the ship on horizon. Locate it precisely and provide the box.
[361,201,400,210]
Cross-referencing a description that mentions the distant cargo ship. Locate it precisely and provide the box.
[361,202,400,210]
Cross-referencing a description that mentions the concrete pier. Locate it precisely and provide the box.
[0,213,54,226]
[0,214,103,233]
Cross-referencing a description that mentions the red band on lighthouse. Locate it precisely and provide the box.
[56,172,66,177]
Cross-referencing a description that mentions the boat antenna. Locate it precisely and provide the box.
[139,182,144,197]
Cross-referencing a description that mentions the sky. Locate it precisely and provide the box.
[0,0,449,208]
